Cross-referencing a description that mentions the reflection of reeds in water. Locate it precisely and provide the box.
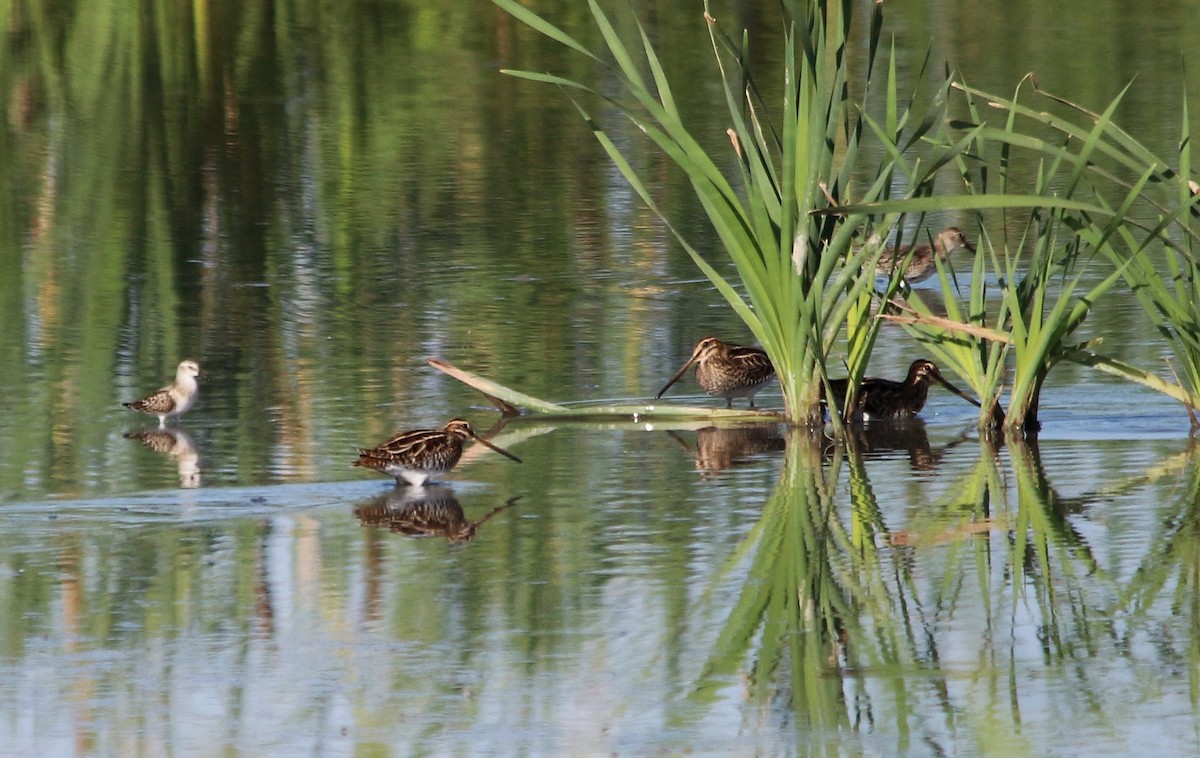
[669,423,785,476]
[1119,440,1200,670]
[123,426,201,488]
[872,434,1108,718]
[688,428,1125,741]
[691,429,849,724]
[354,486,517,542]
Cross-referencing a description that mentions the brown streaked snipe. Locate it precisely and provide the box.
[122,360,203,427]
[656,336,776,409]
[353,418,521,486]
[876,227,975,284]
[828,359,980,420]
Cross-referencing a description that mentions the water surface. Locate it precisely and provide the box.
[2,1,1200,755]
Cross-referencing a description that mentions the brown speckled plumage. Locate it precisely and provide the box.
[876,227,975,284]
[123,360,202,426]
[656,337,776,409]
[353,418,521,486]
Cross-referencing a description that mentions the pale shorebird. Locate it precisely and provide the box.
[122,360,202,427]
[353,418,521,486]
[656,337,776,409]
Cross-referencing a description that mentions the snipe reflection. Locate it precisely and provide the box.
[831,417,974,471]
[668,423,786,476]
[354,486,517,542]
[123,426,201,488]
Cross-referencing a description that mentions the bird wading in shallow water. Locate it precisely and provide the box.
[656,336,776,409]
[827,359,981,421]
[875,227,975,285]
[122,360,202,427]
[353,418,521,486]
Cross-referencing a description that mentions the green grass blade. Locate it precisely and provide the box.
[491,0,600,61]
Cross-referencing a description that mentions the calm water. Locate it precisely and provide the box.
[2,1,1200,755]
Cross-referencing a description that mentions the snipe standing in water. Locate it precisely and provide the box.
[353,418,521,486]
[122,360,203,427]
[656,336,776,409]
[828,359,980,420]
[876,227,975,285]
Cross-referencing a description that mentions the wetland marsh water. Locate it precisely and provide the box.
[3,1,1200,755]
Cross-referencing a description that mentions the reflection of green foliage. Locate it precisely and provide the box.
[0,0,640,497]
[1006,435,1109,668]
[1119,441,1200,705]
[688,429,850,732]
[679,425,1186,752]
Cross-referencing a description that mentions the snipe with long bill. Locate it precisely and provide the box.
[354,418,521,486]
[655,336,776,409]
[876,227,975,284]
[829,359,981,420]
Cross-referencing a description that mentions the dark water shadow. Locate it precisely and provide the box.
[830,417,974,471]
[354,486,519,542]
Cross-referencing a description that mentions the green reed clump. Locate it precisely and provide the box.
[859,75,1198,432]
[1082,95,1200,427]
[496,0,1199,433]
[492,0,982,428]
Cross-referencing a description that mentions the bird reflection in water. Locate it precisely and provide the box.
[670,423,786,476]
[354,486,518,542]
[123,426,201,488]
[837,418,941,471]
[828,416,978,472]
